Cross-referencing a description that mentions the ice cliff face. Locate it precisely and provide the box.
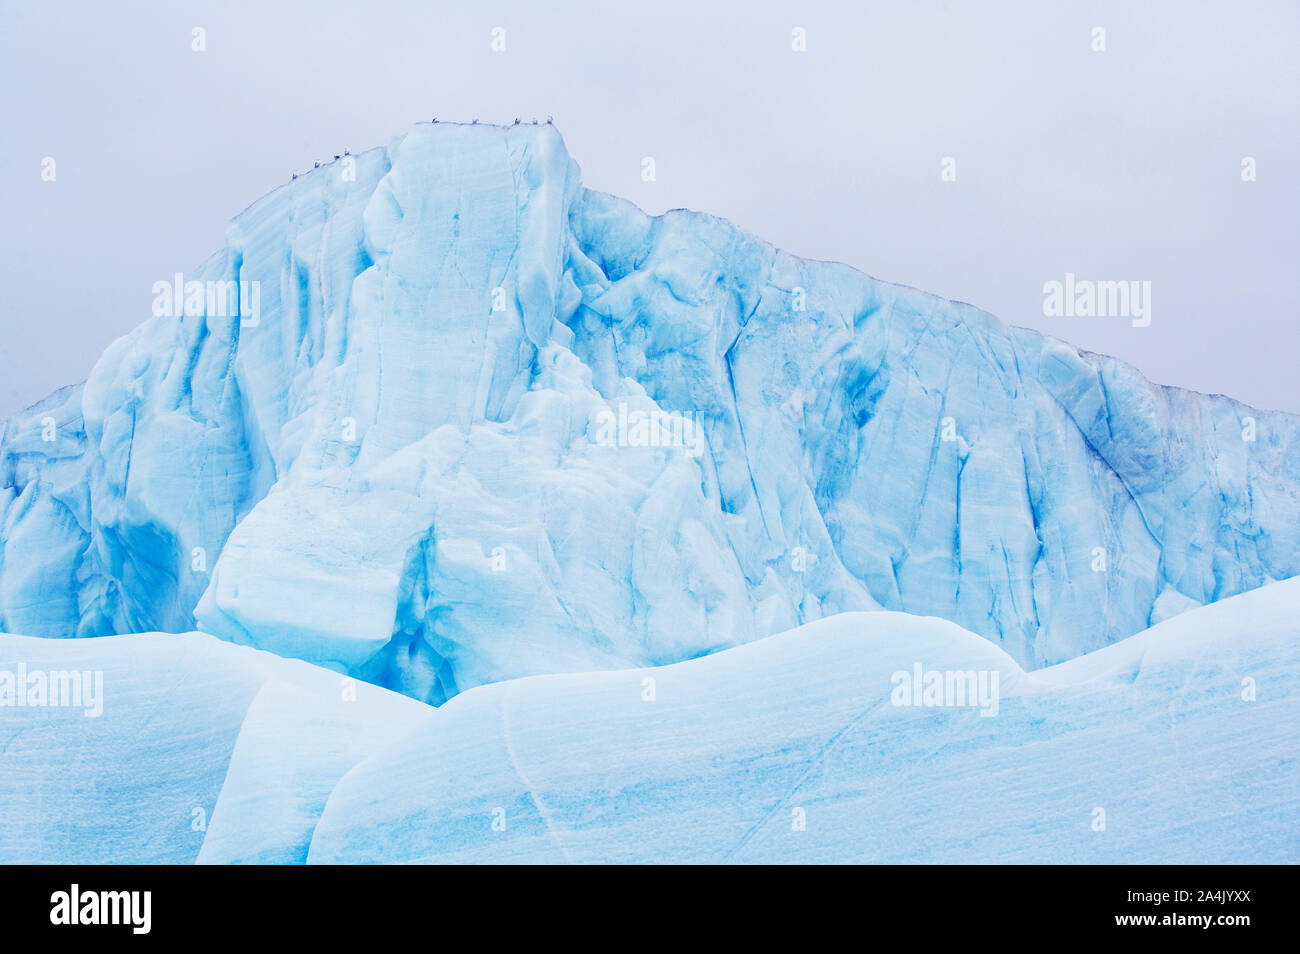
[2,123,1297,703]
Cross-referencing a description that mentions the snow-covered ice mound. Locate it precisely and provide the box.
[3,577,1295,864]
[0,632,425,863]
[307,578,1300,864]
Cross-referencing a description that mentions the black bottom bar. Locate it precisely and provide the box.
[0,864,1279,941]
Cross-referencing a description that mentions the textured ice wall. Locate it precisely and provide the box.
[2,123,1297,701]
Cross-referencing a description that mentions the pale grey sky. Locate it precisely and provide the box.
[1,0,1296,418]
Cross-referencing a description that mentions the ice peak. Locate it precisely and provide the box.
[2,124,1297,706]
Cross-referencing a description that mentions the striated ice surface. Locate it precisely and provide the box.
[2,577,1296,864]
[0,630,425,863]
[2,123,1298,704]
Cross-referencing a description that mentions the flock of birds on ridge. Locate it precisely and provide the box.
[291,117,555,180]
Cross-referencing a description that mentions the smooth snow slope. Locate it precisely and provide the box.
[306,579,1300,864]
[2,123,1298,704]
[0,632,425,864]
[1,579,1295,864]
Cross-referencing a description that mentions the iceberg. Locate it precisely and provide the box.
[2,122,1295,704]
[1,122,1296,865]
